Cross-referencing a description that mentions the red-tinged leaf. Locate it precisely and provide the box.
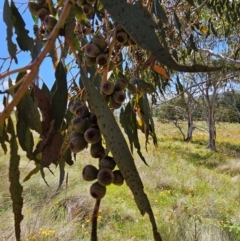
[141,54,156,71]
[7,117,23,241]
[41,132,63,167]
[152,64,170,80]
[32,84,52,137]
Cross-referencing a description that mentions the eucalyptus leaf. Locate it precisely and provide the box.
[100,0,220,72]
[3,0,17,63]
[153,1,169,24]
[10,1,34,52]
[16,119,34,157]
[17,90,42,133]
[7,117,23,241]
[80,67,161,240]
[51,61,68,131]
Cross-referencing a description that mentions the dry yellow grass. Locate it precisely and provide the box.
[1,120,240,240]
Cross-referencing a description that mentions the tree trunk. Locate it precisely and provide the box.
[185,112,194,142]
[207,105,216,151]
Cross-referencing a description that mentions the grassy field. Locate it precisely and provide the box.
[1,120,240,241]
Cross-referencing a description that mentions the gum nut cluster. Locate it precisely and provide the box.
[82,154,125,200]
[115,23,136,46]
[69,100,101,154]
[77,0,96,19]
[28,0,58,34]
[101,78,128,110]
[84,35,108,67]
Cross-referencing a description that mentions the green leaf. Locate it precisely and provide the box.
[173,11,182,33]
[3,0,18,64]
[7,117,23,241]
[138,95,158,147]
[153,1,169,25]
[17,90,42,133]
[0,118,9,154]
[23,163,40,182]
[51,61,68,131]
[16,118,34,157]
[10,0,34,52]
[80,67,162,239]
[57,147,72,190]
[120,102,148,165]
[100,0,220,72]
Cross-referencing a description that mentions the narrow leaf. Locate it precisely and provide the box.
[152,64,170,80]
[3,0,17,63]
[173,11,182,32]
[138,95,158,147]
[7,117,23,241]
[17,90,42,133]
[32,84,52,137]
[10,1,34,52]
[100,0,220,72]
[153,2,169,24]
[80,67,161,240]
[57,147,71,190]
[51,61,68,131]
[16,118,34,157]
[0,119,9,154]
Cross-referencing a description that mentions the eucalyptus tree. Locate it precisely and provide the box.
[1,0,240,240]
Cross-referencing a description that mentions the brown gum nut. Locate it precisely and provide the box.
[96,53,107,66]
[90,181,106,199]
[97,168,114,186]
[84,43,101,58]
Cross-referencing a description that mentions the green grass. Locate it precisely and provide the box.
[1,121,240,240]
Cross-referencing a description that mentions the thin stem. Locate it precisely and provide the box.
[101,31,116,83]
[91,198,101,241]
[0,0,75,125]
[0,65,29,81]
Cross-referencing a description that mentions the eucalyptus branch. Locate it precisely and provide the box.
[0,65,30,81]
[200,48,240,65]
[0,0,75,125]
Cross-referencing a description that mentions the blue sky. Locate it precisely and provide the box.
[0,0,57,91]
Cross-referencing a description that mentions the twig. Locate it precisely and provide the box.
[0,0,75,125]
[91,199,101,241]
